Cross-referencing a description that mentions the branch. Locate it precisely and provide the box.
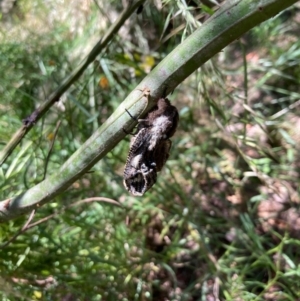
[0,0,146,166]
[26,197,121,230]
[0,197,120,249]
[0,210,35,249]
[0,0,297,222]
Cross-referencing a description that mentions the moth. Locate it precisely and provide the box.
[124,98,179,196]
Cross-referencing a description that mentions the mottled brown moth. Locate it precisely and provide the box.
[123,98,179,196]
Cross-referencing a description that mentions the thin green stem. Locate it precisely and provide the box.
[0,0,146,166]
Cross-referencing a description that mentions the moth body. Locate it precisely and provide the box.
[123,97,179,196]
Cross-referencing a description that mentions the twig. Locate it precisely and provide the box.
[0,0,146,166]
[43,120,62,181]
[26,197,122,230]
[0,210,35,249]
[0,197,121,249]
[11,276,56,287]
[270,99,300,120]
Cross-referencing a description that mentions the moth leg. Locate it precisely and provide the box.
[122,127,135,135]
[125,87,151,126]
[123,108,139,135]
[124,109,150,131]
[125,108,138,121]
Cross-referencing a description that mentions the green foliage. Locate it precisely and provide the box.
[0,1,300,300]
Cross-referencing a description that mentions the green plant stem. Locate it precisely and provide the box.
[0,0,146,166]
[0,0,297,222]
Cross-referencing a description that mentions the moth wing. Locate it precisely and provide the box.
[153,139,172,172]
[142,166,157,193]
[124,128,149,178]
[128,128,149,152]
[123,129,158,196]
[123,168,157,196]
[123,172,146,196]
[166,108,179,138]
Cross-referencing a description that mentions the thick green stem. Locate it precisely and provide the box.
[0,0,297,222]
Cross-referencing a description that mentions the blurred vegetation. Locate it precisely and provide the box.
[0,0,300,300]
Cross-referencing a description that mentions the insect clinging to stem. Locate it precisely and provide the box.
[123,97,179,196]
